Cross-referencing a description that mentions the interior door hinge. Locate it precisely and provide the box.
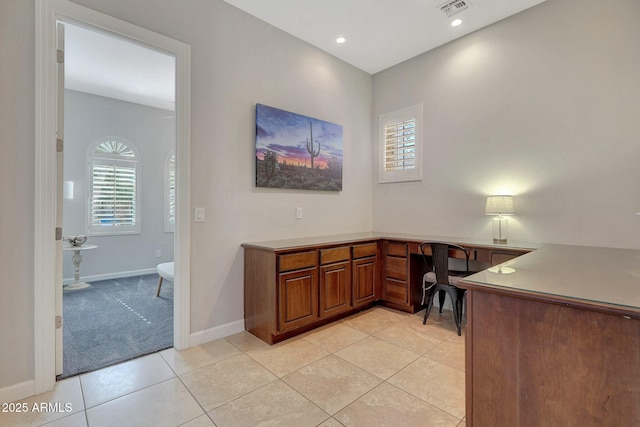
[55,315,62,329]
[56,138,63,152]
[57,49,64,64]
[55,227,62,241]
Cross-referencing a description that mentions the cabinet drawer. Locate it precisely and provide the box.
[384,278,408,304]
[320,246,350,265]
[386,241,407,257]
[386,256,407,280]
[279,251,317,272]
[352,243,378,259]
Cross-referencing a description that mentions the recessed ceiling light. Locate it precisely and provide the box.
[336,36,346,44]
[451,18,462,27]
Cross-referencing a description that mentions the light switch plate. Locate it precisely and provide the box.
[195,207,205,222]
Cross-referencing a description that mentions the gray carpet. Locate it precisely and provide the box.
[60,274,173,379]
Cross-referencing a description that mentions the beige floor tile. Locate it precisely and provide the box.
[86,378,203,427]
[342,307,407,335]
[302,323,368,353]
[181,414,216,426]
[334,336,419,380]
[208,380,329,427]
[373,306,413,322]
[160,338,240,375]
[247,338,329,377]
[424,337,465,372]
[334,382,460,427]
[317,418,346,427]
[80,352,176,408]
[0,377,84,427]
[374,320,445,355]
[388,356,465,419]
[41,411,87,427]
[409,309,459,340]
[180,353,277,411]
[224,330,269,352]
[283,354,381,414]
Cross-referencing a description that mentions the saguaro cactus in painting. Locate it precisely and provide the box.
[305,122,321,169]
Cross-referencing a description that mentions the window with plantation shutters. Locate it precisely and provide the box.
[88,139,141,235]
[384,119,416,172]
[379,104,423,183]
[164,151,175,232]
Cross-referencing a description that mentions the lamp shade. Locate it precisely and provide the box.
[485,195,514,215]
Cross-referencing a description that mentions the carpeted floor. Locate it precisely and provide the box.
[60,274,173,379]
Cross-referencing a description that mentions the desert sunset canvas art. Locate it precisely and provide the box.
[255,103,343,191]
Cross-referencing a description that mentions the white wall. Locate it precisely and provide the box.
[63,90,175,281]
[0,0,36,393]
[372,0,640,250]
[0,0,373,390]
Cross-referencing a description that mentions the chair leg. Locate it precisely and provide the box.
[438,290,446,313]
[423,289,436,325]
[156,276,163,297]
[440,286,462,336]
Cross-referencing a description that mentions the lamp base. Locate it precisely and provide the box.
[491,216,509,245]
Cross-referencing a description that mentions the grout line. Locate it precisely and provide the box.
[69,307,465,425]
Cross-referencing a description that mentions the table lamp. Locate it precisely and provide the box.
[485,195,514,244]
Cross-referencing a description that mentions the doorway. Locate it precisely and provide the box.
[35,0,191,394]
[59,22,176,378]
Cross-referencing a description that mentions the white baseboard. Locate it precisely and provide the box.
[63,268,157,285]
[0,379,35,404]
[189,319,246,347]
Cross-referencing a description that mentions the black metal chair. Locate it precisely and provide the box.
[419,242,472,336]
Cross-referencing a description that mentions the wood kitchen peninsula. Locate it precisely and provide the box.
[460,244,640,426]
[242,232,540,345]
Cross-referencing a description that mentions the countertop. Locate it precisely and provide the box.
[461,244,640,313]
[241,231,542,252]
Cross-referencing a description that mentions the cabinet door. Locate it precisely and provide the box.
[319,261,351,318]
[278,267,318,332]
[353,256,377,306]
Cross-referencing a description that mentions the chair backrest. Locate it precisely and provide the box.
[419,242,470,285]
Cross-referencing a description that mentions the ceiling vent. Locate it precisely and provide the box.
[440,0,470,17]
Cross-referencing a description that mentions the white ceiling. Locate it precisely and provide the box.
[224,0,548,74]
[64,1,547,109]
[64,23,176,111]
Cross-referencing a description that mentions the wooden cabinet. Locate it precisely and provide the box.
[243,235,534,344]
[319,247,351,318]
[462,269,640,425]
[475,248,529,266]
[352,243,378,307]
[383,241,409,306]
[243,240,380,344]
[489,251,519,266]
[278,267,318,332]
[277,251,318,332]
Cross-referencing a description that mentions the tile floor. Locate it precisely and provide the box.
[1,307,466,427]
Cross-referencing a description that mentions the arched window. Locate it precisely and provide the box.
[88,138,141,235]
[164,150,176,232]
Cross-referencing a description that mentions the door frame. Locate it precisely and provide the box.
[35,0,191,394]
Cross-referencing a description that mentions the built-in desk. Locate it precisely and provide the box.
[242,232,540,344]
[460,244,640,426]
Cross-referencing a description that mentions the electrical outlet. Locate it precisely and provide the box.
[296,207,303,219]
[155,250,161,258]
